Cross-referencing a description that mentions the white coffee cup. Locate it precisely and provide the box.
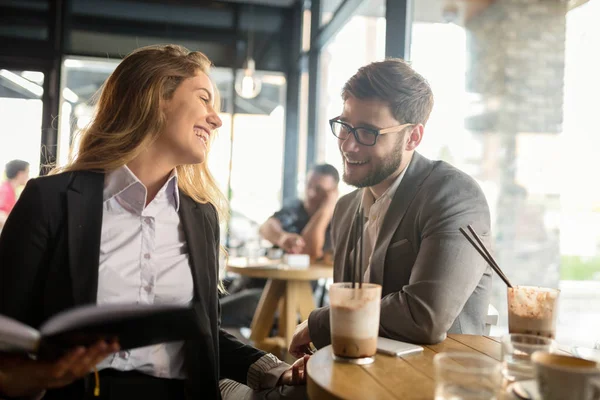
[532,351,600,400]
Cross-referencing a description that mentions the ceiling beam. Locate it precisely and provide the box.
[0,5,47,26]
[0,37,54,62]
[312,0,362,50]
[71,14,238,46]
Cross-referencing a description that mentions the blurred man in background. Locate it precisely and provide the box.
[259,163,339,261]
[221,164,339,329]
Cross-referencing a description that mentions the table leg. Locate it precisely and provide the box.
[280,281,300,348]
[249,279,320,355]
[280,281,317,347]
[297,281,317,321]
[250,279,286,347]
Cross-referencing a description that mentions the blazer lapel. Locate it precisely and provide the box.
[178,194,218,398]
[368,152,435,285]
[178,194,216,342]
[178,194,213,303]
[67,171,104,305]
[335,191,363,282]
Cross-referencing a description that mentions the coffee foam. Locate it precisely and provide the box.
[330,300,380,339]
[329,285,380,308]
[508,286,558,319]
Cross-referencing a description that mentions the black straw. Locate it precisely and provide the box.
[459,226,513,288]
[358,208,364,289]
[466,225,512,288]
[350,210,358,288]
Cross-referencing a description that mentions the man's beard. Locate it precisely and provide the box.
[342,140,403,188]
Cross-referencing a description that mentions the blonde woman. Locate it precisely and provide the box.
[0,45,308,400]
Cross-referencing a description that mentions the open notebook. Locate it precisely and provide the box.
[0,303,201,360]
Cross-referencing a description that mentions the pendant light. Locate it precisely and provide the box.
[235,5,262,99]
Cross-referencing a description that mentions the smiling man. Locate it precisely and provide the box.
[289,59,493,355]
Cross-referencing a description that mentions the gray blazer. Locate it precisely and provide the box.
[308,152,493,346]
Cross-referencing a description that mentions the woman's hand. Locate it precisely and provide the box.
[0,340,119,397]
[277,355,310,386]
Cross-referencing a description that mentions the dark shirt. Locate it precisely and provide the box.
[271,199,332,252]
[224,200,331,295]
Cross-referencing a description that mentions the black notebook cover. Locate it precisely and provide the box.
[36,304,201,360]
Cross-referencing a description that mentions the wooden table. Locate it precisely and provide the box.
[226,257,333,354]
[307,334,503,400]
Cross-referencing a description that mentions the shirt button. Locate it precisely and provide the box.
[119,351,129,359]
[145,285,153,292]
[144,253,151,259]
[144,217,152,224]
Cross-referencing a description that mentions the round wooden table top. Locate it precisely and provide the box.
[226,256,333,281]
[306,335,503,400]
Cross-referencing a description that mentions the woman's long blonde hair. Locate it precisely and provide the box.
[58,44,228,221]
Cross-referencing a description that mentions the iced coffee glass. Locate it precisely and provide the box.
[329,283,381,364]
[507,286,560,339]
[501,333,557,384]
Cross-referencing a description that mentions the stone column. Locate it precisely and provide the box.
[465,0,567,318]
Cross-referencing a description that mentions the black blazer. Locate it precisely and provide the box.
[0,170,265,399]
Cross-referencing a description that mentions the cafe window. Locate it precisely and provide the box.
[319,0,386,196]
[226,71,287,249]
[410,0,600,347]
[58,57,120,166]
[0,69,44,178]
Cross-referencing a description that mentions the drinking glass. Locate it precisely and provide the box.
[329,283,381,364]
[507,286,560,339]
[501,333,557,383]
[434,352,502,400]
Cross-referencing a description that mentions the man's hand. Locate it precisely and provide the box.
[278,233,305,254]
[277,355,310,386]
[0,340,119,397]
[288,319,312,359]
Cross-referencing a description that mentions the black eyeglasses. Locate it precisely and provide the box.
[329,118,415,146]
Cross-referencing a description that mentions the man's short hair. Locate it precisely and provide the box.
[310,163,340,184]
[342,58,434,126]
[5,160,29,180]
